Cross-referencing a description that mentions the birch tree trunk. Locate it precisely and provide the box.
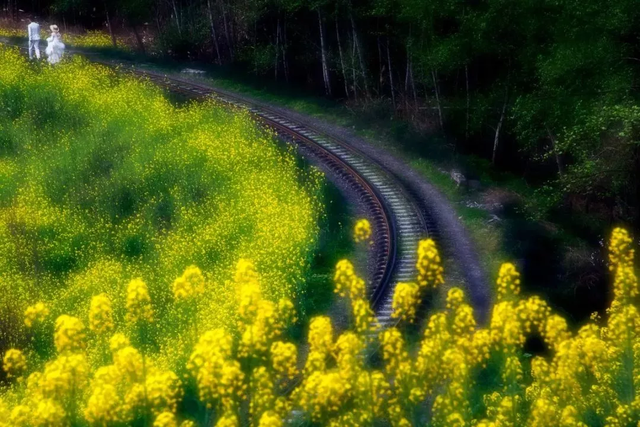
[432,69,444,129]
[275,18,280,80]
[405,51,410,111]
[171,0,181,36]
[465,63,470,141]
[546,125,564,175]
[492,86,509,165]
[351,33,358,101]
[386,37,396,110]
[132,24,145,54]
[377,36,383,94]
[410,57,418,110]
[336,18,349,98]
[207,0,222,65]
[350,13,368,97]
[405,51,410,93]
[318,9,331,96]
[104,0,117,47]
[282,18,289,82]
[155,4,161,34]
[220,0,234,59]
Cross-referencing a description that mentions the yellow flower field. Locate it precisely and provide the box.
[0,42,324,424]
[1,44,640,426]
[2,220,640,425]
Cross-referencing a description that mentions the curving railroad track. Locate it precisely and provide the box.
[133,70,430,329]
[3,41,490,328]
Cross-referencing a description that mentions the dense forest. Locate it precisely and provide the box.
[4,0,640,231]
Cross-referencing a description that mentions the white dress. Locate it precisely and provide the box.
[45,33,65,65]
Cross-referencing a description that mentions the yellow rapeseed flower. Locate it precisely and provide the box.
[32,398,66,427]
[109,333,131,353]
[125,278,154,323]
[9,405,31,426]
[114,346,144,383]
[496,262,521,301]
[146,369,183,415]
[270,341,298,380]
[172,265,205,301]
[154,411,178,427]
[54,314,87,353]
[84,384,123,424]
[24,302,49,328]
[258,411,283,427]
[89,293,114,334]
[416,238,444,289]
[308,316,333,354]
[215,413,239,427]
[609,227,634,270]
[353,218,372,243]
[2,348,26,378]
[391,282,421,323]
[333,259,365,300]
[39,353,89,400]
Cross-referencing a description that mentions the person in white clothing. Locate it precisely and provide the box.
[27,18,41,60]
[45,25,65,65]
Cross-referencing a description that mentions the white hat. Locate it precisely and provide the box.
[50,25,59,32]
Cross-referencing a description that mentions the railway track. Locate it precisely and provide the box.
[134,70,430,328]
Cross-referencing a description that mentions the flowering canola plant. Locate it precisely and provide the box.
[1,47,640,426]
[0,41,322,379]
[2,224,640,424]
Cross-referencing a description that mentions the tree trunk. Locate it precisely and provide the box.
[104,0,117,47]
[405,50,410,93]
[410,57,418,110]
[386,37,396,110]
[492,86,509,165]
[432,69,444,129]
[220,0,234,59]
[350,13,368,97]
[282,18,289,82]
[405,50,410,111]
[171,0,181,36]
[131,24,145,54]
[465,63,470,141]
[318,9,331,96]
[155,5,162,35]
[336,18,349,98]
[546,125,564,175]
[252,1,257,75]
[351,33,358,101]
[275,18,280,80]
[377,36,383,94]
[207,0,222,65]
